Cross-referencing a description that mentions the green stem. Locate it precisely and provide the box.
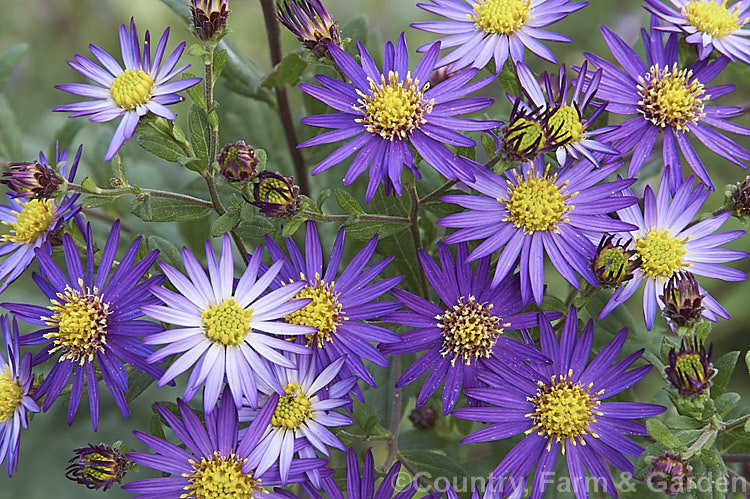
[203,172,249,256]
[204,46,219,168]
[383,355,402,471]
[684,425,717,459]
[407,184,429,299]
[300,210,410,224]
[419,180,457,206]
[723,414,750,433]
[66,182,213,208]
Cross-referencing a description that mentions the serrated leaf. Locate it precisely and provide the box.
[188,104,210,167]
[136,135,184,162]
[715,392,741,416]
[647,418,683,450]
[132,197,212,223]
[0,43,27,93]
[712,351,740,397]
[335,189,365,215]
[125,369,157,404]
[282,217,305,237]
[183,72,206,109]
[346,220,408,240]
[261,53,307,88]
[211,210,241,237]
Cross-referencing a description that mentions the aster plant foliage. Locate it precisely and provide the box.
[3,0,750,496]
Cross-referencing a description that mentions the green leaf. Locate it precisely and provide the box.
[136,135,184,162]
[0,43,27,93]
[481,132,498,158]
[0,95,21,159]
[399,450,469,485]
[455,146,475,161]
[149,414,166,441]
[125,369,157,404]
[188,104,210,167]
[183,72,206,109]
[342,14,368,45]
[335,189,365,215]
[211,210,241,237]
[745,350,750,376]
[81,196,115,209]
[745,418,750,433]
[213,49,228,82]
[647,418,683,450]
[715,392,741,417]
[240,203,255,223]
[281,217,305,237]
[147,235,184,272]
[261,53,307,88]
[188,42,210,58]
[346,220,408,240]
[132,197,213,223]
[665,415,702,430]
[255,148,267,170]
[712,351,740,397]
[350,399,380,439]
[498,60,521,96]
[80,177,99,193]
[315,189,333,213]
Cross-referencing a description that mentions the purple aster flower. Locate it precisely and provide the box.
[0,145,81,293]
[53,18,202,161]
[142,233,314,414]
[262,221,402,393]
[240,354,354,487]
[276,0,341,58]
[412,0,587,73]
[0,315,39,476]
[453,307,666,499]
[644,0,750,63]
[599,177,748,330]
[298,33,499,201]
[381,242,549,415]
[514,61,618,166]
[2,222,164,431]
[123,388,325,498]
[585,20,750,191]
[438,161,638,304]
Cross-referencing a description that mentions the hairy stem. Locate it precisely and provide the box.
[204,46,219,167]
[66,182,213,208]
[384,355,402,471]
[419,180,457,206]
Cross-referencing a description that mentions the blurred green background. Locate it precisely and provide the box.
[0,0,749,497]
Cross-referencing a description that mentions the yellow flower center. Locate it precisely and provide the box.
[0,370,23,422]
[675,353,707,385]
[1,198,56,244]
[258,177,291,205]
[636,229,689,279]
[356,71,433,141]
[527,372,602,452]
[271,382,313,430]
[502,165,575,233]
[683,0,743,37]
[284,275,345,348]
[470,0,531,35]
[80,453,119,483]
[548,105,584,144]
[109,69,154,110]
[437,296,508,366]
[504,117,547,160]
[43,280,111,365]
[594,247,629,282]
[201,298,252,347]
[637,64,708,132]
[183,452,265,499]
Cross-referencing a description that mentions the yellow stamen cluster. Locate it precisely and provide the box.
[502,164,575,233]
[548,105,584,144]
[470,0,531,35]
[527,371,602,453]
[675,353,707,385]
[43,279,111,365]
[683,0,743,37]
[504,117,547,159]
[437,296,507,366]
[202,298,252,347]
[356,71,433,140]
[636,229,689,279]
[0,370,23,422]
[110,69,154,110]
[183,452,264,498]
[637,64,708,132]
[1,198,56,244]
[284,274,345,347]
[271,382,313,430]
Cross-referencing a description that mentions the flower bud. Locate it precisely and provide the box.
[217,140,258,183]
[409,406,437,430]
[731,175,750,216]
[665,338,715,397]
[276,0,341,58]
[591,235,641,288]
[647,452,692,497]
[65,443,129,491]
[190,0,230,42]
[252,171,300,218]
[1,161,63,199]
[660,272,705,329]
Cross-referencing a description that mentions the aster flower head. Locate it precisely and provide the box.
[439,161,638,305]
[190,0,230,42]
[453,308,666,499]
[240,354,355,487]
[644,0,750,63]
[276,0,341,58]
[731,175,750,216]
[660,271,706,328]
[665,337,715,396]
[2,222,164,431]
[124,388,325,498]
[0,145,81,293]
[299,33,500,201]
[412,0,587,73]
[1,161,63,200]
[591,234,642,289]
[218,140,259,183]
[65,442,130,491]
[598,177,748,330]
[648,451,692,497]
[586,20,750,191]
[263,221,402,391]
[53,18,202,161]
[500,101,555,163]
[382,242,549,415]
[0,315,39,477]
[252,171,300,218]
[142,233,314,414]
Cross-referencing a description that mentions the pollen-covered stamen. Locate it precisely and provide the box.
[470,0,530,35]
[43,279,111,365]
[502,164,576,233]
[202,298,252,346]
[526,371,602,453]
[0,369,23,422]
[109,69,154,110]
[183,452,265,498]
[504,117,547,160]
[271,382,313,430]
[548,105,584,144]
[675,353,707,386]
[683,0,744,37]
[1,198,57,244]
[284,274,346,347]
[437,296,508,366]
[637,63,708,132]
[355,71,433,141]
[636,229,689,279]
